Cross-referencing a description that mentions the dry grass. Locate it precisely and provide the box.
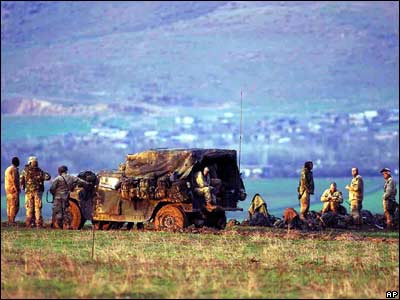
[1,224,399,299]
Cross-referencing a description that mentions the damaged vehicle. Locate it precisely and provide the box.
[59,149,246,230]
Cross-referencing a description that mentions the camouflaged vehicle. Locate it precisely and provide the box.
[62,149,246,230]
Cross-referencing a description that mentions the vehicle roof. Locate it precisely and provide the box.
[125,148,237,179]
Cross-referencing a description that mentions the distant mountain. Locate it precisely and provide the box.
[0,98,161,115]
[1,1,399,114]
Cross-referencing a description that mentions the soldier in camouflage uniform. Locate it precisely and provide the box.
[20,156,51,228]
[50,165,88,229]
[248,193,270,226]
[320,182,343,214]
[345,167,364,225]
[380,168,398,229]
[5,157,21,225]
[298,161,314,220]
[194,166,217,211]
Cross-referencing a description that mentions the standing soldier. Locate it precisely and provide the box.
[20,156,51,228]
[380,168,398,229]
[297,161,314,220]
[5,157,21,225]
[345,167,364,225]
[320,182,343,214]
[50,166,88,229]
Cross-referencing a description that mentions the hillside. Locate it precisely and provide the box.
[1,1,399,114]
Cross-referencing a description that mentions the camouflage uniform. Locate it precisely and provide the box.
[298,167,314,219]
[248,194,271,226]
[382,177,397,228]
[320,188,343,214]
[347,175,364,225]
[20,163,51,228]
[194,170,216,205]
[5,164,20,224]
[50,173,87,229]
[248,194,268,217]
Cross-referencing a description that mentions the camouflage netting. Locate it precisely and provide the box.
[125,149,237,179]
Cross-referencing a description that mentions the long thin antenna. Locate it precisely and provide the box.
[239,90,243,171]
[91,223,95,259]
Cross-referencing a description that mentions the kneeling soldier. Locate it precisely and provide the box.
[321,182,343,214]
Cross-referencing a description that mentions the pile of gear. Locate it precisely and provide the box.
[236,194,399,231]
[117,175,190,202]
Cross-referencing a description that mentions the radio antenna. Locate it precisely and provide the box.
[239,90,243,171]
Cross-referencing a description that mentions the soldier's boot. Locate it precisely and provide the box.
[36,217,43,229]
[25,218,32,228]
[386,218,393,230]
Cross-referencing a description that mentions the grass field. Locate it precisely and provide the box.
[1,224,398,299]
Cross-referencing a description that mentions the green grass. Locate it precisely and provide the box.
[1,225,398,299]
[1,115,91,142]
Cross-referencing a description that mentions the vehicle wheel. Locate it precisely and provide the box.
[137,222,144,230]
[154,205,188,230]
[126,222,134,230]
[52,200,84,230]
[206,211,227,230]
[69,200,85,229]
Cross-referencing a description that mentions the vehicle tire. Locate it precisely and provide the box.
[215,212,227,230]
[154,205,188,230]
[206,211,227,230]
[52,199,85,230]
[69,200,85,229]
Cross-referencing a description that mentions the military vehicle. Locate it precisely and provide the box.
[55,149,246,230]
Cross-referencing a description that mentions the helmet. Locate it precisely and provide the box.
[28,156,37,163]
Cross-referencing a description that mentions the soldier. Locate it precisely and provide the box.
[380,168,398,229]
[320,182,343,214]
[50,166,88,229]
[248,193,271,226]
[297,161,314,220]
[345,167,364,225]
[194,166,217,211]
[5,157,21,225]
[20,156,51,228]
[118,163,126,173]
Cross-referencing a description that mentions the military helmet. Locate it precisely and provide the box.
[380,168,391,174]
[28,156,37,163]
